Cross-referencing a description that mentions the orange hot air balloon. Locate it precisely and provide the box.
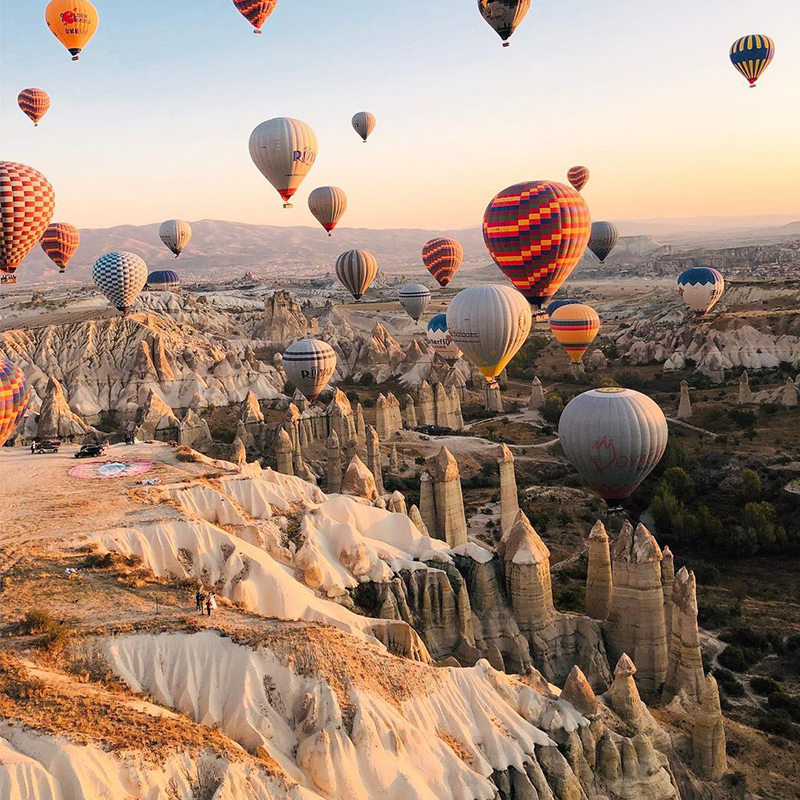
[549,303,600,363]
[41,223,80,273]
[232,0,279,33]
[0,357,30,447]
[567,166,589,193]
[18,89,51,126]
[422,237,463,288]
[45,0,99,61]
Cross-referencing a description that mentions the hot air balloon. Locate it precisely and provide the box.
[677,268,725,316]
[567,166,589,193]
[352,112,376,143]
[308,187,347,236]
[447,285,532,382]
[335,250,378,301]
[231,0,279,33]
[146,270,180,292]
[399,283,431,322]
[483,181,591,308]
[283,337,337,402]
[588,221,619,263]
[0,357,30,447]
[549,303,600,363]
[92,252,148,314]
[558,388,668,502]
[427,313,463,363]
[546,298,581,317]
[159,220,192,258]
[1,161,55,282]
[422,237,463,288]
[477,0,531,46]
[45,0,98,61]
[249,118,317,208]
[40,223,80,273]
[730,34,775,87]
[18,89,50,126]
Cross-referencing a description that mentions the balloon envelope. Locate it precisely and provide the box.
[40,223,80,272]
[352,112,376,142]
[0,357,29,447]
[558,387,668,501]
[232,0,278,32]
[677,268,725,316]
[477,0,531,45]
[335,250,378,300]
[546,298,581,317]
[45,0,98,60]
[588,221,619,263]
[399,283,432,322]
[159,220,192,257]
[427,313,463,362]
[1,161,55,275]
[147,270,180,292]
[18,89,50,126]
[93,252,148,313]
[447,285,531,381]
[730,34,774,86]
[249,118,318,208]
[567,166,589,193]
[549,303,600,363]
[283,337,337,402]
[308,187,347,235]
[483,180,591,308]
[422,237,463,288]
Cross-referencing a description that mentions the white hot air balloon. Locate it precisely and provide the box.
[399,283,432,322]
[558,387,668,503]
[427,313,463,363]
[676,268,725,316]
[308,186,347,236]
[282,337,337,402]
[352,111,376,143]
[92,251,148,314]
[159,219,192,258]
[335,250,378,301]
[249,117,318,208]
[447,285,531,382]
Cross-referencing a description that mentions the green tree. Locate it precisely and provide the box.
[739,469,762,502]
[662,467,694,499]
[742,502,786,548]
[540,393,565,425]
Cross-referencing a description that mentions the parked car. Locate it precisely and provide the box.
[74,443,107,459]
[32,441,59,454]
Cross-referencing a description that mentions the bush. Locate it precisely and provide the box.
[728,408,757,429]
[17,610,72,652]
[662,467,694,498]
[346,390,359,403]
[698,602,740,628]
[282,380,297,397]
[96,410,119,433]
[769,691,800,723]
[505,336,548,380]
[739,469,763,502]
[713,667,745,698]
[758,709,800,741]
[541,393,565,425]
[750,676,783,696]
[359,373,375,387]
[718,644,759,672]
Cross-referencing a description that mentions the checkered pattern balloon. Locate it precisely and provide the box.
[0,357,30,447]
[232,0,279,32]
[1,161,56,274]
[92,251,148,313]
[40,222,80,272]
[422,237,463,288]
[482,180,591,308]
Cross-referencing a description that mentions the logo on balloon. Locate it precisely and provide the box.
[591,437,617,473]
[61,10,76,23]
[292,148,317,165]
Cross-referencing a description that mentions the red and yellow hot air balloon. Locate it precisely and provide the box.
[232,0,279,33]
[40,223,80,273]
[422,237,463,288]
[482,180,591,308]
[0,357,30,447]
[549,303,600,363]
[567,166,589,193]
[45,0,99,61]
[18,89,51,126]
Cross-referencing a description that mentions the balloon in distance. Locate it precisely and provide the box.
[283,337,337,402]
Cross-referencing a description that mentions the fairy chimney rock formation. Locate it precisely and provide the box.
[346,436,358,463]
[36,376,100,441]
[561,665,598,717]
[376,393,403,439]
[431,447,468,546]
[782,377,798,407]
[661,546,675,633]
[416,381,435,426]
[498,444,519,536]
[178,409,212,450]
[586,520,613,621]
[135,390,180,441]
[529,376,545,410]
[663,567,705,704]
[484,381,503,412]
[365,425,385,496]
[326,430,342,494]
[283,403,302,451]
[434,383,449,428]
[587,349,608,371]
[738,370,753,404]
[239,391,265,426]
[389,444,402,474]
[408,504,429,537]
[447,385,465,430]
[692,674,727,780]
[604,521,669,695]
[419,471,437,535]
[387,491,407,515]
[355,403,367,447]
[327,389,356,444]
[677,380,693,420]
[401,394,418,429]
[443,365,468,402]
[605,653,645,725]
[235,420,255,450]
[230,435,247,466]
[341,455,379,502]
[274,427,294,476]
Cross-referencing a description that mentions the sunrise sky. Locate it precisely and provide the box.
[2,0,799,231]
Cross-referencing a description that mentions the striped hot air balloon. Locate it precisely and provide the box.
[399,283,432,322]
[232,0,279,33]
[159,220,192,257]
[92,252,148,314]
[483,180,591,308]
[249,117,317,208]
[677,268,725,316]
[567,166,589,193]
[477,0,531,47]
[730,34,775,87]
[549,303,600,363]
[18,89,50,126]
[422,237,463,288]
[352,112,376,143]
[308,187,347,236]
[45,0,98,60]
[283,337,337,402]
[146,270,180,292]
[546,298,581,317]
[40,223,80,273]
[1,161,56,281]
[427,313,463,363]
[0,357,29,447]
[558,388,668,502]
[588,221,619,263]
[335,250,378,300]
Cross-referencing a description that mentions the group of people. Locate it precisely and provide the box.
[195,588,217,616]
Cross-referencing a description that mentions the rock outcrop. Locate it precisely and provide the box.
[692,674,727,780]
[529,376,545,410]
[677,380,692,420]
[738,370,753,404]
[782,377,798,407]
[663,567,704,704]
[365,424,385,496]
[497,444,519,536]
[274,427,294,475]
[341,455,379,501]
[35,376,100,441]
[586,520,613,621]
[376,392,403,439]
[326,430,342,493]
[135,390,180,441]
[177,409,212,450]
[430,447,468,546]
[484,380,503,412]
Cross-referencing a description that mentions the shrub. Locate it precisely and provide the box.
[728,407,757,429]
[346,390,359,403]
[17,610,72,652]
[282,380,297,397]
[662,467,694,498]
[713,667,745,698]
[768,691,800,723]
[718,644,759,672]
[739,469,763,501]
[359,373,375,386]
[758,709,800,741]
[750,676,783,696]
[540,394,565,425]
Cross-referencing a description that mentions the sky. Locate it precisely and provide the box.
[2,0,799,231]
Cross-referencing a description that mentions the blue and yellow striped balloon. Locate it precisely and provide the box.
[730,35,775,87]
